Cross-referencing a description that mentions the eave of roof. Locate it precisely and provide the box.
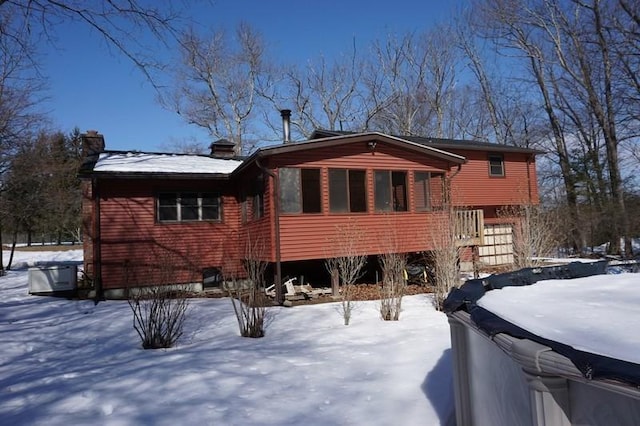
[85,171,233,180]
[233,132,467,176]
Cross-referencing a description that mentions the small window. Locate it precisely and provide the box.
[374,170,407,212]
[329,169,367,213]
[414,172,431,211]
[280,167,321,214]
[157,192,221,222]
[489,154,505,177]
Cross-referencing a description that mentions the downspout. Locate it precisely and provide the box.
[256,157,283,305]
[93,177,103,303]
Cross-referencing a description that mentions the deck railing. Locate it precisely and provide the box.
[455,209,484,246]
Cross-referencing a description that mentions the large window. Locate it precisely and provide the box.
[414,171,431,211]
[280,167,321,214]
[158,192,221,222]
[328,169,367,213]
[374,170,407,212]
[488,154,505,177]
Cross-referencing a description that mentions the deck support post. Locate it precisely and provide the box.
[331,268,339,297]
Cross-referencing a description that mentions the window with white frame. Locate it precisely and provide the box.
[488,154,505,177]
[157,192,221,222]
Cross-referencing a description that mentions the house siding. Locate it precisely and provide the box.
[448,150,538,206]
[96,178,242,289]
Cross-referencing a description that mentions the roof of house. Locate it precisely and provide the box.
[310,129,544,154]
[233,132,467,175]
[88,151,243,177]
[82,130,539,178]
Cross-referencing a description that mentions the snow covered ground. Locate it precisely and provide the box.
[0,249,454,426]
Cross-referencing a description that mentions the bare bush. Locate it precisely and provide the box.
[224,235,270,338]
[128,286,189,349]
[502,204,559,269]
[378,252,407,321]
[430,209,461,311]
[325,221,367,325]
[377,218,408,321]
[125,247,192,349]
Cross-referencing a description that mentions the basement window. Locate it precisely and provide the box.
[329,169,367,213]
[280,167,321,214]
[489,154,505,177]
[158,192,221,222]
[374,170,407,212]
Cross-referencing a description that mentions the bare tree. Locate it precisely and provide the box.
[267,48,363,139]
[500,204,559,269]
[1,1,185,88]
[474,0,636,255]
[325,221,368,325]
[378,252,407,321]
[377,219,408,321]
[168,23,266,154]
[224,234,270,338]
[428,180,461,311]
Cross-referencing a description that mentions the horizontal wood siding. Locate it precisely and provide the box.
[279,212,449,261]
[98,178,243,289]
[448,150,538,206]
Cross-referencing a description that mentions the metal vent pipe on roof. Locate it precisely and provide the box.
[280,109,291,143]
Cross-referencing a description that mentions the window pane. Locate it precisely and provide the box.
[414,172,430,211]
[301,169,321,213]
[202,205,220,220]
[349,170,367,212]
[158,194,177,221]
[253,193,264,219]
[159,206,177,221]
[253,176,264,219]
[201,193,220,220]
[489,155,504,176]
[181,193,198,220]
[280,168,301,213]
[329,169,348,213]
[392,171,407,211]
[374,171,391,211]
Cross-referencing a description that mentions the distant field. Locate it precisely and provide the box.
[1,244,81,252]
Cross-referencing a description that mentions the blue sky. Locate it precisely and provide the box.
[41,1,460,152]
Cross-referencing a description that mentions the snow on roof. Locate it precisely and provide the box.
[477,273,640,364]
[93,152,242,174]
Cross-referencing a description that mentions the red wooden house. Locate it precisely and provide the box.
[80,119,540,299]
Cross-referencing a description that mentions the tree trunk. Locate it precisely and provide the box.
[7,232,18,270]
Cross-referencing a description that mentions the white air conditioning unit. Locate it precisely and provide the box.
[28,265,78,294]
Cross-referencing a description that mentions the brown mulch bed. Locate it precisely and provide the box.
[285,283,434,306]
[349,283,434,301]
[200,283,434,306]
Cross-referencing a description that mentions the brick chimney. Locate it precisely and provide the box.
[209,138,236,158]
[81,130,105,157]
